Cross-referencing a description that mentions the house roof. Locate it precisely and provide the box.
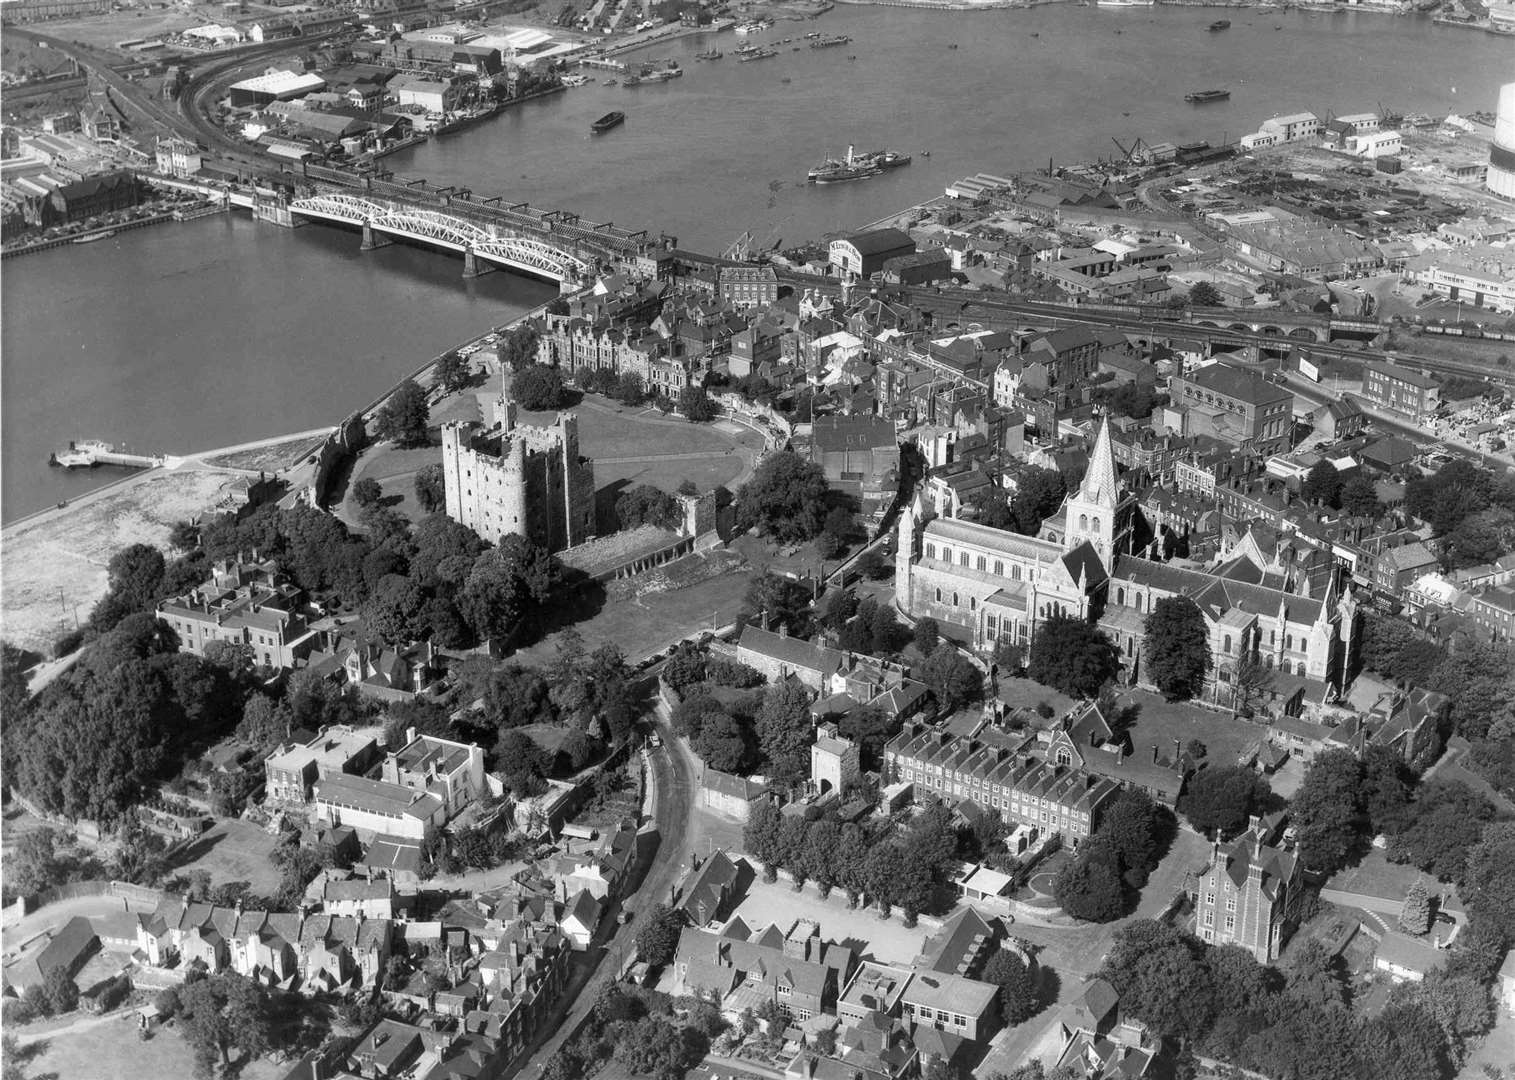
[836,228,915,257]
[1375,931,1449,976]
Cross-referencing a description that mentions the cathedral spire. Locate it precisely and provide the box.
[1080,414,1119,508]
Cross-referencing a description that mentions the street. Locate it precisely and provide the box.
[511,698,696,1076]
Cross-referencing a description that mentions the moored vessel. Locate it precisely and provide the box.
[1185,88,1230,103]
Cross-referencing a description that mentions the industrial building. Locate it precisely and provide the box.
[1488,82,1515,202]
[227,69,325,107]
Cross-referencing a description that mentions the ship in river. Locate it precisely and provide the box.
[1208,18,1231,29]
[591,111,625,133]
[809,34,850,48]
[695,48,723,60]
[808,145,910,184]
[1185,88,1230,103]
[736,47,778,62]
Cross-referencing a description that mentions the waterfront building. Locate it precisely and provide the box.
[717,265,779,309]
[154,136,203,177]
[829,228,916,278]
[388,73,460,114]
[157,558,321,670]
[1359,359,1441,423]
[1191,816,1302,962]
[440,389,595,553]
[1259,112,1321,143]
[1168,363,1294,457]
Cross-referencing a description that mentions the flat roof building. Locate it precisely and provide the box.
[228,69,325,107]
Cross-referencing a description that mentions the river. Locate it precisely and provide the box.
[1,213,555,522]
[3,7,1511,522]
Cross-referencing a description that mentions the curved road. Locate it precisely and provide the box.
[511,688,696,1077]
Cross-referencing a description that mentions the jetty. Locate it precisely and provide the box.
[49,440,167,470]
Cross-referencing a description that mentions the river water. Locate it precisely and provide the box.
[3,7,1511,521]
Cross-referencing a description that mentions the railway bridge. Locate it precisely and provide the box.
[270,164,674,287]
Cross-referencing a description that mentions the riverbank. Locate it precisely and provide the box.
[0,199,225,259]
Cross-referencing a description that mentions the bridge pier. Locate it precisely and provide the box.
[462,247,493,279]
[360,223,392,251]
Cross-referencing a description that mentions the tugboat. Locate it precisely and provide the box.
[1185,88,1230,103]
[1208,18,1231,29]
[591,110,625,133]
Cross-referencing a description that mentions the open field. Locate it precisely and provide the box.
[514,560,753,666]
[0,466,255,654]
[13,1011,288,1080]
[168,818,285,896]
[37,5,257,51]
[1118,689,1262,773]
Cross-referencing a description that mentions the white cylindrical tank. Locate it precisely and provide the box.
[1488,82,1515,201]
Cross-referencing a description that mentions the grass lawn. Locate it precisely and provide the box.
[168,819,284,896]
[16,1013,288,1080]
[996,677,1075,719]
[513,561,754,667]
[1118,689,1262,773]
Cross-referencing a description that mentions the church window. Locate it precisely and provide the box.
[926,544,936,560]
[960,552,969,567]
[1117,588,1126,605]
[935,588,942,602]
[1079,513,1088,530]
[1223,635,1232,654]
[953,593,959,607]
[970,598,978,611]
[1056,747,1072,766]
[1296,661,1306,676]
[987,615,998,631]
[1012,565,1022,581]
[941,547,951,563]
[994,561,1004,577]
[1093,518,1101,533]
[1135,594,1143,613]
[1285,634,1293,650]
[977,556,987,571]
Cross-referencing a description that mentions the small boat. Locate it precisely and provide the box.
[781,76,791,83]
[695,48,722,60]
[1030,31,1040,36]
[804,30,821,37]
[72,230,114,244]
[591,110,625,134]
[1208,18,1230,29]
[603,78,618,85]
[1185,88,1230,103]
[948,42,958,48]
[921,150,930,157]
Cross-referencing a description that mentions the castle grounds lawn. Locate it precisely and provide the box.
[15,1012,287,1080]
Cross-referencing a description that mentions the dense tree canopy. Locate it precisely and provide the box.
[734,452,832,543]
[917,643,982,713]
[373,378,430,447]
[616,485,682,531]
[458,536,560,645]
[756,680,814,786]
[1006,468,1067,536]
[511,364,568,411]
[1027,614,1117,698]
[1179,766,1273,840]
[1144,596,1211,702]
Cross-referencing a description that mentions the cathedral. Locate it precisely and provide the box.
[895,417,1359,709]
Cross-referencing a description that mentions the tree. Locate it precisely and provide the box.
[1302,459,1344,508]
[1400,879,1431,935]
[983,947,1040,1026]
[756,681,813,786]
[693,712,753,772]
[1179,766,1272,839]
[373,378,430,447]
[1009,468,1066,535]
[1097,920,1214,1043]
[1288,749,1367,875]
[1387,780,1496,884]
[1099,788,1167,886]
[913,617,940,655]
[615,371,645,406]
[1283,939,1347,1009]
[613,1015,695,1080]
[511,363,567,410]
[1339,474,1383,518]
[1054,854,1125,922]
[351,477,384,508]
[616,485,681,531]
[1188,281,1223,307]
[414,464,446,513]
[1231,654,1274,717]
[1027,614,1117,698]
[919,643,982,713]
[92,542,167,628]
[499,323,541,370]
[361,574,427,645]
[433,349,469,393]
[856,547,886,580]
[458,536,560,644]
[635,903,685,966]
[1464,821,1515,941]
[178,972,274,1078]
[1144,597,1211,702]
[168,520,201,552]
[678,384,716,422]
[734,452,831,543]
[41,966,78,1015]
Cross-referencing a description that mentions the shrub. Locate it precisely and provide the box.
[707,658,764,688]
